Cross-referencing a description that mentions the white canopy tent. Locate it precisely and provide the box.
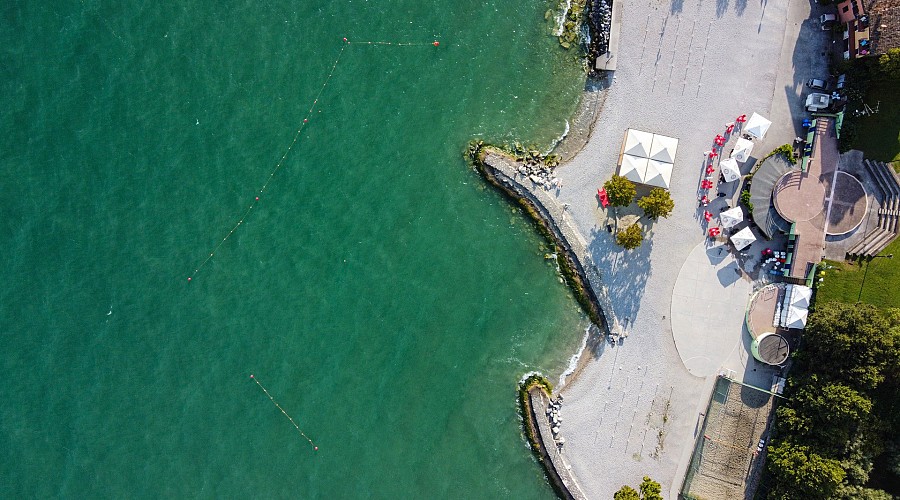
[623,129,653,158]
[720,206,744,228]
[790,285,813,308]
[744,113,772,140]
[731,138,754,162]
[649,134,678,164]
[719,157,741,183]
[644,159,673,188]
[618,129,677,189]
[730,226,757,250]
[785,306,808,329]
[619,154,648,184]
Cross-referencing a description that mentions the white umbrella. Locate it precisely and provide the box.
[720,206,744,228]
[719,157,741,183]
[730,226,756,250]
[790,285,813,308]
[731,138,754,162]
[744,113,772,139]
[644,159,673,189]
[649,134,678,164]
[623,129,653,158]
[785,306,808,329]
[619,154,648,184]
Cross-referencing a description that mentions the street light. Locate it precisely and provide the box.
[857,254,893,303]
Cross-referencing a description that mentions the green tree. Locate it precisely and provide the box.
[776,377,873,453]
[613,484,640,500]
[800,302,899,391]
[639,476,662,500]
[766,440,846,500]
[616,223,643,250]
[877,48,900,81]
[637,188,675,220]
[604,174,636,208]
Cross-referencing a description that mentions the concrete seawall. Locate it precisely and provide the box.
[526,387,586,500]
[476,147,620,337]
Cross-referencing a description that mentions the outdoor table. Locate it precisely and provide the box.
[737,114,747,123]
[704,211,712,222]
[706,165,715,174]
[726,123,735,133]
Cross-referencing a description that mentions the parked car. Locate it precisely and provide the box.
[806,93,831,112]
[820,13,836,24]
[806,78,828,90]
[836,74,847,90]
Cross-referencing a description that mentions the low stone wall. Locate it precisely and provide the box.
[475,147,620,336]
[526,387,587,500]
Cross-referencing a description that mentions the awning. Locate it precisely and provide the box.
[623,129,653,158]
[649,134,678,164]
[745,113,771,139]
[731,138,754,162]
[789,285,813,308]
[719,157,741,183]
[619,154,648,184]
[785,305,808,329]
[719,206,744,228]
[644,159,673,188]
[730,226,756,250]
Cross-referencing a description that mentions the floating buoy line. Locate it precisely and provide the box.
[251,374,319,451]
[187,37,440,282]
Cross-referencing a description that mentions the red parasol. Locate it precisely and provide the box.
[714,135,725,146]
[709,150,718,159]
[706,165,716,174]
[701,179,714,189]
[725,123,735,134]
[736,114,747,123]
[708,227,720,237]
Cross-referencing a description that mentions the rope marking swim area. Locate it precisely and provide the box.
[187,38,439,282]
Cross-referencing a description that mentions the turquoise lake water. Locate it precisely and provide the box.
[0,1,587,497]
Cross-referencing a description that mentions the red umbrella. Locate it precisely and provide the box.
[701,179,714,189]
[714,134,725,146]
[709,151,718,159]
[700,195,710,204]
[725,123,735,134]
[706,165,716,175]
[708,227,720,237]
[704,211,713,222]
[737,114,747,123]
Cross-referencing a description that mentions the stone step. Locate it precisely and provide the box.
[848,227,889,256]
[878,161,900,196]
[866,231,897,257]
[866,159,895,200]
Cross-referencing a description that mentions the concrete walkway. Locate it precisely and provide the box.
[671,242,752,377]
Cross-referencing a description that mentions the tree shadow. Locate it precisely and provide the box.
[671,0,684,14]
[716,0,729,18]
[585,221,654,336]
[735,0,748,16]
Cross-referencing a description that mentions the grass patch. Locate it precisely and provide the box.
[847,81,900,162]
[816,238,900,307]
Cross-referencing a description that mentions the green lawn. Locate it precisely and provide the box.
[817,238,900,308]
[852,81,900,163]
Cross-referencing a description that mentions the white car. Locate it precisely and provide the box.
[806,93,831,112]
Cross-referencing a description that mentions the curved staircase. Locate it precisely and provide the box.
[847,160,900,257]
[750,155,794,238]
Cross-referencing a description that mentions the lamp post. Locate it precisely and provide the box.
[857,254,893,303]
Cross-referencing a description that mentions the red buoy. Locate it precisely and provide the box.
[187,277,192,281]
[314,446,318,451]
[255,197,259,201]
[250,374,254,378]
[303,119,308,123]
[433,41,439,47]
[343,37,347,42]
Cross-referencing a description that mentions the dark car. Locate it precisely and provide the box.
[806,78,828,91]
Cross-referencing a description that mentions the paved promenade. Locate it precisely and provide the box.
[544,0,826,497]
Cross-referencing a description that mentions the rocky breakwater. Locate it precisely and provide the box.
[470,145,621,337]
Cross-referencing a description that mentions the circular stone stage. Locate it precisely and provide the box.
[826,171,868,236]
[773,171,826,223]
